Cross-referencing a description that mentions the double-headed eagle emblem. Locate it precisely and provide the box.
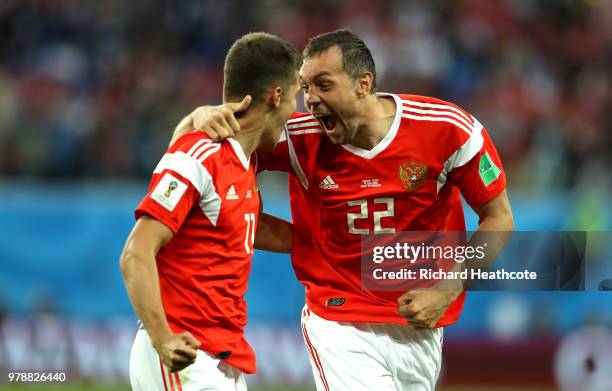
[399,161,428,191]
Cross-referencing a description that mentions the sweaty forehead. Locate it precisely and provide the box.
[299,47,344,82]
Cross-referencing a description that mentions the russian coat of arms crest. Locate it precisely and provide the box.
[399,161,428,191]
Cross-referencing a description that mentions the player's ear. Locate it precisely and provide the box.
[357,72,374,98]
[269,86,282,109]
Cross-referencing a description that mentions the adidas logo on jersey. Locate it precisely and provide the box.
[319,175,339,189]
[226,185,239,200]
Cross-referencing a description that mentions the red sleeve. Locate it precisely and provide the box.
[448,126,506,208]
[135,132,213,233]
[135,170,200,233]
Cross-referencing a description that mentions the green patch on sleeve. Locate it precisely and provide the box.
[479,152,501,186]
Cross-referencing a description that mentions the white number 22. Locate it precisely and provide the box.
[347,198,395,234]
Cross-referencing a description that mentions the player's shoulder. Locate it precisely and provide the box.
[397,94,472,118]
[167,131,224,165]
[396,93,477,137]
[396,93,463,108]
[288,111,316,122]
[169,131,215,153]
[285,112,323,135]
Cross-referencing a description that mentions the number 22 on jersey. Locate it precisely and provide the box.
[347,198,395,235]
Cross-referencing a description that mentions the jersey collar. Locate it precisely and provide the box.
[340,92,401,160]
[227,138,250,170]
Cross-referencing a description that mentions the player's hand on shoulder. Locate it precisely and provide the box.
[154,331,201,372]
[397,290,461,329]
[192,95,252,141]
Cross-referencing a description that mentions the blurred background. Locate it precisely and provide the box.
[1,0,611,390]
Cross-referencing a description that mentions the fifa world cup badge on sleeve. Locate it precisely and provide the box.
[478,152,501,186]
[151,173,188,211]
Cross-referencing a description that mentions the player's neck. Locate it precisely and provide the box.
[232,108,268,157]
[349,95,396,150]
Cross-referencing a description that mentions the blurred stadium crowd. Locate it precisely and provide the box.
[0,0,610,194]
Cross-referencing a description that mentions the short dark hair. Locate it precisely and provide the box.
[223,32,302,104]
[304,29,376,93]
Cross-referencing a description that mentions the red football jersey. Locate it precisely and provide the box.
[258,93,506,326]
[135,131,260,374]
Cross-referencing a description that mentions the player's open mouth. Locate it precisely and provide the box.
[317,115,337,132]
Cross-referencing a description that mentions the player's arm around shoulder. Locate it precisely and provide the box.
[120,217,201,372]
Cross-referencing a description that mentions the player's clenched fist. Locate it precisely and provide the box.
[397,290,461,329]
[153,332,201,372]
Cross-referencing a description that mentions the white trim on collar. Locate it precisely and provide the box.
[227,138,250,170]
[340,92,402,159]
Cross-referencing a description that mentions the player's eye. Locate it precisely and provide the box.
[301,84,309,92]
